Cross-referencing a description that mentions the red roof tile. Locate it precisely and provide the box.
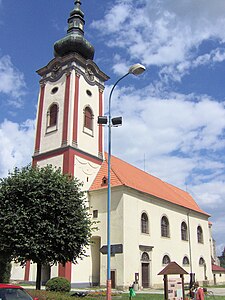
[90,154,209,216]
[212,264,225,272]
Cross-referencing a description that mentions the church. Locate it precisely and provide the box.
[11,0,221,289]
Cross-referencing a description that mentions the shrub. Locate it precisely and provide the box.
[45,277,71,292]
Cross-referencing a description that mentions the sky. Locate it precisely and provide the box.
[0,0,225,255]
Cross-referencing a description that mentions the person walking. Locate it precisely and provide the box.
[193,282,205,300]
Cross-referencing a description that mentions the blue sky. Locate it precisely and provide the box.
[1,0,225,255]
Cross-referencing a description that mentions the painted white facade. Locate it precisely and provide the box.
[88,187,214,289]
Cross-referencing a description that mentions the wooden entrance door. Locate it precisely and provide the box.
[111,270,116,289]
[142,263,149,288]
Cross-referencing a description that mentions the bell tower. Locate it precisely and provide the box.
[33,0,109,191]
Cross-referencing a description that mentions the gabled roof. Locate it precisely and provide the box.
[212,264,225,272]
[158,261,188,275]
[90,154,209,216]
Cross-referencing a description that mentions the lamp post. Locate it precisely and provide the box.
[98,63,146,300]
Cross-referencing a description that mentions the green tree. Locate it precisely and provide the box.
[0,165,92,289]
[219,247,225,268]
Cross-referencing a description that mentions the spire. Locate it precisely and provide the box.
[54,1,95,60]
[67,0,85,35]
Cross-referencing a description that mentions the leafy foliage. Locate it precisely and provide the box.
[219,248,225,268]
[45,277,71,292]
[0,165,92,266]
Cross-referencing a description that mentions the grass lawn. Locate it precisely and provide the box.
[27,290,225,300]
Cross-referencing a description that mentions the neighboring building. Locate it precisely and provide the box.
[11,0,221,289]
[212,264,225,285]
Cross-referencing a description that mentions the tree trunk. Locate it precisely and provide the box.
[36,262,42,290]
[0,253,11,283]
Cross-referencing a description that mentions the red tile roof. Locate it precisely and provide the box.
[212,264,225,272]
[90,154,209,216]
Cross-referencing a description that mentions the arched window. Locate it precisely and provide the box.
[161,216,170,237]
[84,106,93,130]
[197,225,203,243]
[141,252,150,261]
[199,257,205,266]
[47,103,58,127]
[141,212,149,234]
[183,256,190,265]
[162,255,170,265]
[181,221,188,241]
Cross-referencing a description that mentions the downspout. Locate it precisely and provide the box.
[187,209,195,293]
[187,210,193,274]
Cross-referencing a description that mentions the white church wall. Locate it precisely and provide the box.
[10,263,25,281]
[77,75,100,158]
[36,155,63,169]
[38,76,66,154]
[74,156,101,191]
[121,189,213,288]
[89,188,125,288]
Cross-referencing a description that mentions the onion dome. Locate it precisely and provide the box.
[54,0,95,60]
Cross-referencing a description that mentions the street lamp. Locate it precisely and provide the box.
[98,63,146,300]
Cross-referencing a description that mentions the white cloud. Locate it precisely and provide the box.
[92,0,225,76]
[0,119,35,178]
[0,55,26,106]
[105,83,225,199]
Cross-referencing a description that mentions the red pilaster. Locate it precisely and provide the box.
[58,262,72,282]
[72,73,80,145]
[58,147,75,282]
[24,260,31,281]
[34,84,45,153]
[98,89,103,156]
[62,73,71,146]
[63,148,75,175]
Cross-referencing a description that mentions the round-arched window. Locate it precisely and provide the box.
[141,252,150,261]
[162,255,170,265]
[141,212,149,234]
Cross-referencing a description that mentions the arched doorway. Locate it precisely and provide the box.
[141,252,150,288]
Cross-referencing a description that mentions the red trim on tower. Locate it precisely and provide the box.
[57,148,75,282]
[34,84,45,153]
[62,73,71,146]
[98,89,103,156]
[32,159,37,167]
[63,148,75,175]
[24,260,31,281]
[73,73,80,145]
[33,146,102,165]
